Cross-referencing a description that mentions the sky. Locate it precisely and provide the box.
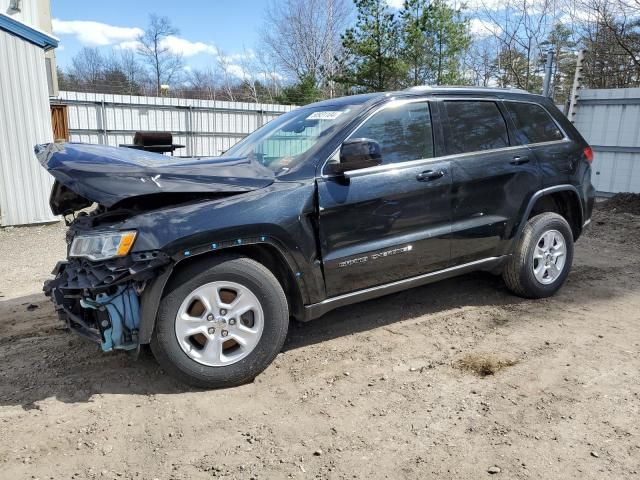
[51,0,499,78]
[51,0,270,72]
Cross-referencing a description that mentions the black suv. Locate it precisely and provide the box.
[39,87,595,388]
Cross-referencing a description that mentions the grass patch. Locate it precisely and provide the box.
[455,353,518,377]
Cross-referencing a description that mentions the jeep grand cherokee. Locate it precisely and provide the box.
[38,86,595,388]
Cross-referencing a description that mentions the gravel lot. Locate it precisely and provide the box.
[0,200,639,479]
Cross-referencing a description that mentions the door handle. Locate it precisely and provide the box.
[416,170,445,181]
[510,156,530,165]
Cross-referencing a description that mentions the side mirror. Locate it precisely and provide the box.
[329,138,382,174]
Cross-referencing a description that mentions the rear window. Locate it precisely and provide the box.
[441,101,509,154]
[505,102,564,144]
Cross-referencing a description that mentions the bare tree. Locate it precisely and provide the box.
[216,49,238,101]
[136,14,184,95]
[593,0,640,70]
[479,0,558,91]
[260,0,351,96]
[185,67,220,100]
[562,0,640,88]
[69,47,105,88]
[463,37,500,86]
[253,49,284,103]
[117,50,147,94]
[103,50,147,95]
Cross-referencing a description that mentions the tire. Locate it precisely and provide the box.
[151,255,289,388]
[503,212,574,299]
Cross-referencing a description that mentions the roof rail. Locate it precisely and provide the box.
[405,85,530,94]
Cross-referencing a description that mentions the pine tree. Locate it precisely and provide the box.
[336,0,406,92]
[400,0,432,86]
[277,74,324,105]
[425,0,470,85]
[539,23,577,104]
[399,0,470,87]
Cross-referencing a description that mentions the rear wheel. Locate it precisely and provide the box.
[151,256,289,388]
[503,212,574,298]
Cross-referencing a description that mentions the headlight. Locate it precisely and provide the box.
[69,231,137,261]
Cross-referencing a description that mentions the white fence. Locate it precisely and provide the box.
[52,89,640,194]
[574,88,640,194]
[53,91,296,157]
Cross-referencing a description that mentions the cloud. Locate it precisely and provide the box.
[52,19,142,46]
[117,35,218,58]
[468,17,502,37]
[116,40,141,50]
[386,0,404,8]
[463,0,509,11]
[226,64,248,79]
[161,36,218,57]
[54,18,218,59]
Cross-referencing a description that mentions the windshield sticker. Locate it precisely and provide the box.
[306,111,343,121]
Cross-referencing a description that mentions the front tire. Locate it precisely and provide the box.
[151,255,289,388]
[503,212,574,298]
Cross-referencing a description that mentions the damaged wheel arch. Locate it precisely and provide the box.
[137,241,308,346]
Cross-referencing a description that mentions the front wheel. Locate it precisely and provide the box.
[503,212,574,298]
[151,256,289,388]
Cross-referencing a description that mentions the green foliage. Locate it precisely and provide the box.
[277,74,324,105]
[400,0,470,86]
[539,23,577,104]
[335,0,406,92]
[494,48,536,90]
[335,0,470,92]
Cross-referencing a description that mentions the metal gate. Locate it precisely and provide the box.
[573,88,640,194]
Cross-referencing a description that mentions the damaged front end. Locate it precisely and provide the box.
[37,142,274,352]
[44,250,171,351]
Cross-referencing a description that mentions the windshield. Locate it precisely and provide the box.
[223,104,364,173]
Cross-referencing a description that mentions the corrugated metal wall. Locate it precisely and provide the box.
[574,88,640,194]
[0,29,56,226]
[55,91,296,157]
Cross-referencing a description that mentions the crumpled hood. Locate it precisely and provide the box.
[35,143,275,212]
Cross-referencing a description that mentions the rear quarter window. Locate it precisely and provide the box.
[441,101,509,155]
[505,101,565,144]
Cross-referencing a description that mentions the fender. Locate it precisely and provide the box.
[137,237,309,345]
[514,184,584,242]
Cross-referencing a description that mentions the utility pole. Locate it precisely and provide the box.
[567,49,586,122]
[542,50,555,97]
[326,0,336,98]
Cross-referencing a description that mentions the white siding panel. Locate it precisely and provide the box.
[55,91,296,157]
[0,30,56,226]
[574,88,640,194]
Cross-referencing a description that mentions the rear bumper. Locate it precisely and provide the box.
[44,252,170,350]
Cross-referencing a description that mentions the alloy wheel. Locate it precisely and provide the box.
[174,281,264,366]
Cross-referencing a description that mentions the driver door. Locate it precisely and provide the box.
[317,100,452,297]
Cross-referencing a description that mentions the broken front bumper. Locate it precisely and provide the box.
[44,252,171,351]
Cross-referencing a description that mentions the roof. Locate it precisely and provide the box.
[302,93,391,109]
[0,13,58,51]
[304,86,544,110]
[404,85,530,95]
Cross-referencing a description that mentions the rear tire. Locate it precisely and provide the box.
[503,212,574,298]
[151,255,289,388]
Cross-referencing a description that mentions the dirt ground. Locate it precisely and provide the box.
[0,201,639,480]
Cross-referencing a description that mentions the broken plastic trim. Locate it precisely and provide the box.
[81,286,141,351]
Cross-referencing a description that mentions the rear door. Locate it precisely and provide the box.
[434,98,542,264]
[502,100,574,187]
[317,99,452,297]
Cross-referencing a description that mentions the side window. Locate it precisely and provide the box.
[441,101,509,154]
[505,102,564,144]
[350,102,434,165]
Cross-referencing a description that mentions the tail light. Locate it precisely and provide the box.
[583,146,594,164]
